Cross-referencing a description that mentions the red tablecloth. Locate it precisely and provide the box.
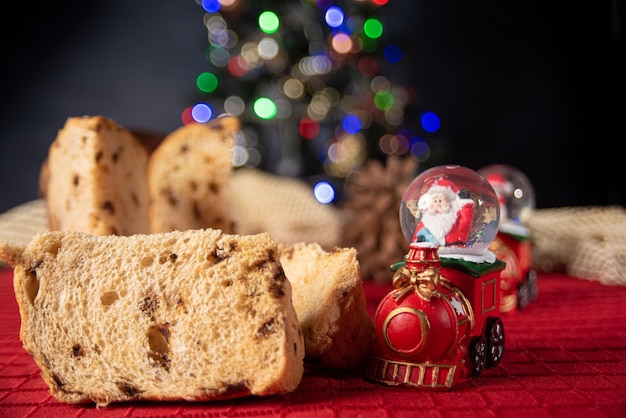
[1,267,625,417]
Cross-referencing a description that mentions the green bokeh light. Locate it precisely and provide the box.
[374,90,394,111]
[259,11,279,34]
[363,18,383,39]
[197,72,219,93]
[254,97,277,119]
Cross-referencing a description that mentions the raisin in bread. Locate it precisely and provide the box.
[46,115,150,235]
[148,117,239,233]
[0,229,304,407]
[279,242,374,370]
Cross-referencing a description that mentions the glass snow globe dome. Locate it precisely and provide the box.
[399,165,500,263]
[478,164,535,236]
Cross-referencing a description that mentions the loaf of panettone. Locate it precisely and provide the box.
[45,115,151,235]
[280,242,374,370]
[148,117,239,233]
[0,229,305,407]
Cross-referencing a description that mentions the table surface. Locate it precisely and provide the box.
[1,267,625,418]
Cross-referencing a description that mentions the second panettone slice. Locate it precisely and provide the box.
[147,117,240,233]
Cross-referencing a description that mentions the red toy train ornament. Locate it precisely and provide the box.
[365,165,507,389]
[366,242,505,389]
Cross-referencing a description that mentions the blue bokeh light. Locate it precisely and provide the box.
[383,44,402,63]
[342,114,362,134]
[201,0,221,13]
[420,111,440,133]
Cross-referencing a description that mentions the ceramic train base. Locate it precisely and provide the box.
[490,229,538,312]
[365,242,505,389]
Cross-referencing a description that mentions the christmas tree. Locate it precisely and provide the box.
[188,0,439,203]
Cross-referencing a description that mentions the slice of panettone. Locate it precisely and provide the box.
[147,117,239,233]
[46,115,151,235]
[279,242,374,370]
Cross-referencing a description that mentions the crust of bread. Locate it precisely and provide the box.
[279,242,374,370]
[148,117,239,233]
[2,229,304,406]
[46,115,151,235]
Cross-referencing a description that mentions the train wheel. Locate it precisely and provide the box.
[528,269,538,301]
[517,281,530,310]
[470,336,487,377]
[486,317,505,368]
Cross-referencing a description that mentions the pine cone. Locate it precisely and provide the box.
[339,155,419,283]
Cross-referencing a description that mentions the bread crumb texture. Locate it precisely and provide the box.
[148,118,239,234]
[10,229,304,406]
[279,242,374,370]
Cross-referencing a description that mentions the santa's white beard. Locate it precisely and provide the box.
[421,203,459,245]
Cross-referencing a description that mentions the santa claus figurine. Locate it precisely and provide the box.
[412,178,475,247]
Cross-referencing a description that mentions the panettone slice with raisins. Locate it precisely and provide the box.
[279,242,374,370]
[147,117,239,234]
[46,115,151,235]
[0,229,304,407]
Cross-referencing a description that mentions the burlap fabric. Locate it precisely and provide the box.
[526,205,626,286]
[229,168,346,250]
[0,199,48,248]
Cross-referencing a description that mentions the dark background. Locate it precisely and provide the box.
[1,1,624,213]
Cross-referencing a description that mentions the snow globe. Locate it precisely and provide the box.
[399,164,500,262]
[478,164,537,311]
[477,164,535,236]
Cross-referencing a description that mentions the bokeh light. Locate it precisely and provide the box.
[374,90,394,111]
[283,78,305,99]
[420,111,441,133]
[259,11,279,34]
[181,106,194,125]
[313,181,336,204]
[363,18,383,39]
[325,6,344,28]
[358,56,378,77]
[331,33,353,54]
[299,118,320,139]
[258,37,279,60]
[224,95,245,116]
[378,133,409,155]
[196,72,218,93]
[191,103,214,123]
[228,55,248,77]
[410,137,431,161]
[206,45,230,67]
[253,97,277,119]
[342,114,362,134]
[201,0,221,13]
[383,44,402,63]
